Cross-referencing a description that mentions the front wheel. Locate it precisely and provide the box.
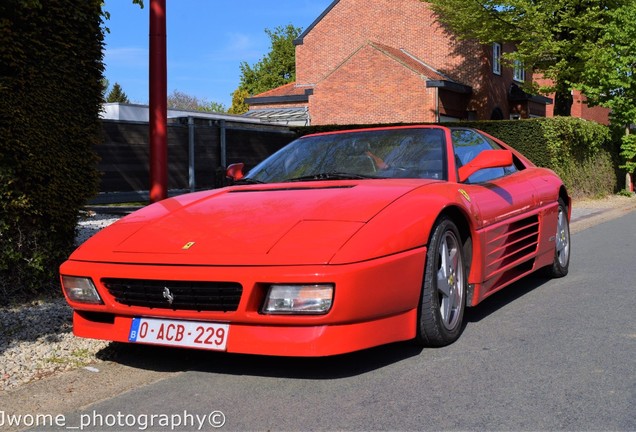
[416,218,467,347]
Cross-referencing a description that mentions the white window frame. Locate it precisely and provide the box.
[492,43,502,75]
[513,59,526,82]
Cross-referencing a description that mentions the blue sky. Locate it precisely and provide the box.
[102,0,333,108]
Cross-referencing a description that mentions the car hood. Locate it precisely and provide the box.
[70,180,434,266]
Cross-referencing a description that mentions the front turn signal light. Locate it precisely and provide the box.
[262,284,334,314]
[61,275,103,304]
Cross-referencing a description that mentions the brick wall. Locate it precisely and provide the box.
[571,91,610,125]
[295,0,525,124]
[296,0,484,87]
[310,43,437,124]
[533,75,609,123]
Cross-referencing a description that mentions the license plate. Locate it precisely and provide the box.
[128,317,229,351]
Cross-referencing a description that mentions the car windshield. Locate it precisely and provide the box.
[244,128,447,184]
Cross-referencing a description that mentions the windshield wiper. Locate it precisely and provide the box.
[234,177,265,185]
[287,172,377,182]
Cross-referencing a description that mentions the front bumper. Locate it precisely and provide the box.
[61,247,426,357]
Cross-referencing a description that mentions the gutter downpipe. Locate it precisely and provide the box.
[435,87,440,123]
[188,116,195,192]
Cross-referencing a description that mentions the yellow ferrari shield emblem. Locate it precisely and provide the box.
[459,189,471,202]
[182,241,196,250]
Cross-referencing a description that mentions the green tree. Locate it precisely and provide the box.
[207,101,227,113]
[578,2,636,176]
[106,82,130,103]
[167,90,226,113]
[228,88,250,115]
[421,0,630,116]
[230,24,301,114]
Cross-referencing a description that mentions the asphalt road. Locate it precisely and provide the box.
[34,210,634,432]
[2,209,634,432]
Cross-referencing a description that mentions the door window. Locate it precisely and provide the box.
[451,129,516,183]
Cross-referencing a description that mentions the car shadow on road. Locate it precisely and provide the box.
[465,274,550,323]
[96,338,424,380]
[94,274,552,380]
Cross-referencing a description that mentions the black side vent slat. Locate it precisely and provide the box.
[485,214,541,280]
[102,278,242,312]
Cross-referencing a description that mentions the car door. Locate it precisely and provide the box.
[450,129,540,294]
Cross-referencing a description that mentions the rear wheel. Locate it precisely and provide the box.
[416,218,466,347]
[546,198,570,278]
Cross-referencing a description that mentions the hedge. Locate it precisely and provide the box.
[457,117,618,199]
[0,0,103,305]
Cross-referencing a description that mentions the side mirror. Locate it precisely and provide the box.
[458,150,513,183]
[226,163,245,182]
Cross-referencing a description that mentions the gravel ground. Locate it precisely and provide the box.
[1,196,635,393]
[0,213,119,392]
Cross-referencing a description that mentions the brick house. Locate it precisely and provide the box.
[245,0,552,125]
[533,76,610,125]
[568,91,610,125]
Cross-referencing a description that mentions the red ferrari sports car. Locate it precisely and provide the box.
[60,125,570,356]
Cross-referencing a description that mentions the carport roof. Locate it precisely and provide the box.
[244,107,309,126]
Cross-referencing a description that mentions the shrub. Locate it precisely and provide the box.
[0,0,103,305]
[469,117,617,199]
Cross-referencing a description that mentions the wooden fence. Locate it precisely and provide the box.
[94,119,297,203]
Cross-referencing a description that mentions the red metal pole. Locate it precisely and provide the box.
[149,0,167,202]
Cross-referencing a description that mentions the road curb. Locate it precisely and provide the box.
[571,198,636,233]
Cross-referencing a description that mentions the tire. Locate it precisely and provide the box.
[416,217,467,347]
[546,198,570,278]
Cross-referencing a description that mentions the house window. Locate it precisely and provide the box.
[492,43,501,75]
[513,59,526,82]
